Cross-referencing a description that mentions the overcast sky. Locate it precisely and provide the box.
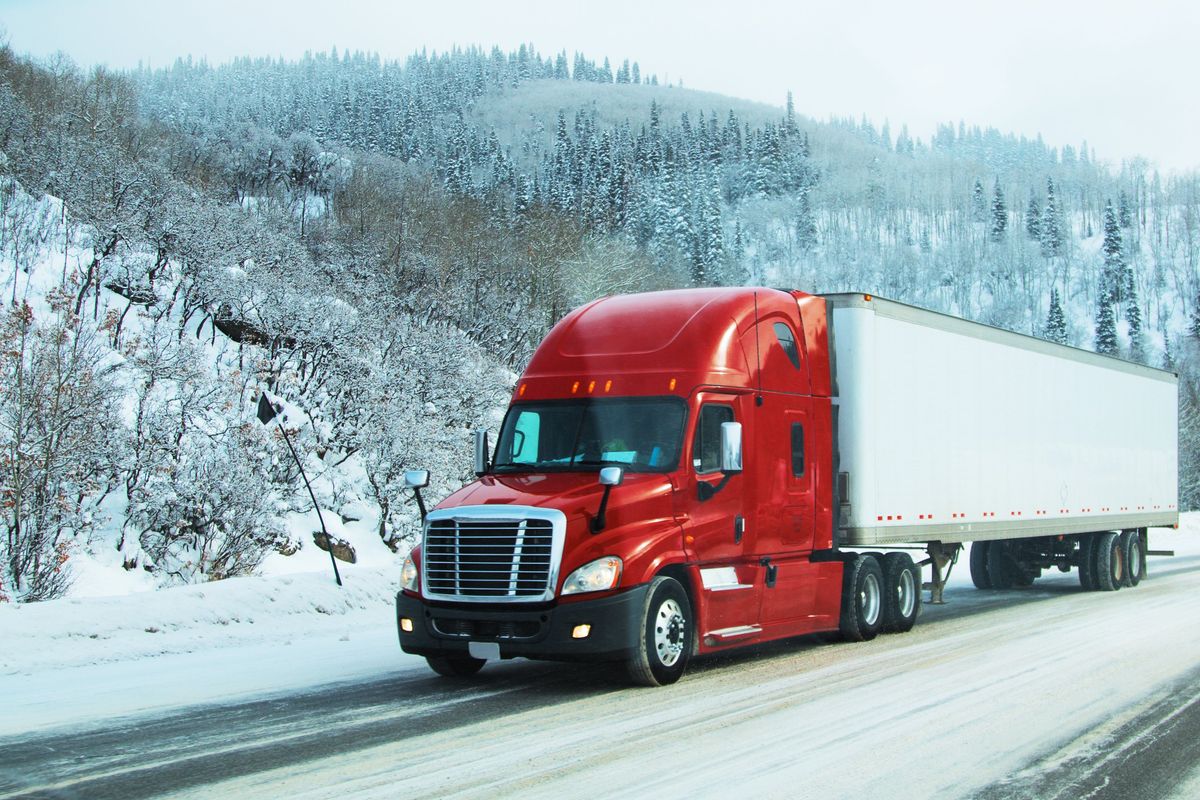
[4,0,1197,172]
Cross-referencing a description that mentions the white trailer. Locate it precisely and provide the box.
[824,294,1178,596]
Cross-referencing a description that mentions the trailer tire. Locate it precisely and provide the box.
[969,542,993,589]
[1093,531,1125,592]
[426,654,486,677]
[881,552,921,633]
[1078,534,1098,590]
[1121,530,1144,587]
[627,576,692,687]
[839,555,884,642]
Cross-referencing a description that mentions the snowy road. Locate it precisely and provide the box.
[3,551,1200,800]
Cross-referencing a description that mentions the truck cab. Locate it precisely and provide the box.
[396,288,880,685]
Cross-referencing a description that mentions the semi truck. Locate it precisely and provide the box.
[396,288,1178,685]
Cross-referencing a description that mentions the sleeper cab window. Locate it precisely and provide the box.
[774,322,801,369]
[693,404,734,475]
[791,422,804,477]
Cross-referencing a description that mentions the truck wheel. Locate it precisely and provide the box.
[969,542,993,589]
[1092,531,1125,592]
[839,555,883,642]
[1078,534,1098,590]
[627,576,692,687]
[426,654,486,677]
[1121,531,1145,587]
[1134,531,1149,584]
[881,552,921,633]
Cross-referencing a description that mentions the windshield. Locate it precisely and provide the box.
[493,398,686,473]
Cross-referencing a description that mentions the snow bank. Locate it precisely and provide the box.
[0,561,422,735]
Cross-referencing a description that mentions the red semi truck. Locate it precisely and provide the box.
[396,288,1178,685]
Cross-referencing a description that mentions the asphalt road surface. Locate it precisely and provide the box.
[3,552,1200,800]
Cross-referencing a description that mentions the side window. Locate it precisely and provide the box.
[791,423,805,477]
[693,404,734,474]
[773,322,801,369]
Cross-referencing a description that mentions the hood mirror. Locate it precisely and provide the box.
[591,466,624,533]
[404,469,430,523]
[599,466,624,487]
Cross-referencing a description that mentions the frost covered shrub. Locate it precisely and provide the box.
[305,315,508,550]
[0,295,122,602]
[131,421,287,582]
[122,321,290,583]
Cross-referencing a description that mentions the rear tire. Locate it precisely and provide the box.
[426,654,486,677]
[1121,530,1144,587]
[1078,533,1098,591]
[986,540,1032,589]
[881,552,921,633]
[1093,531,1125,592]
[969,542,993,589]
[839,555,884,642]
[627,576,692,687]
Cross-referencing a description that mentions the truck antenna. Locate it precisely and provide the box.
[753,291,763,406]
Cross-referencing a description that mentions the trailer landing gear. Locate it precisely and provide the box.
[921,542,961,605]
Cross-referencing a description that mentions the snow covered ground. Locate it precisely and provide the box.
[2,520,1198,798]
[0,558,424,736]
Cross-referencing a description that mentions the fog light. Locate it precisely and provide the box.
[572,624,591,639]
[400,617,414,633]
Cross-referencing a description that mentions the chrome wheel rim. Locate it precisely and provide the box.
[654,598,686,667]
[898,569,916,618]
[861,573,881,626]
[1130,540,1143,579]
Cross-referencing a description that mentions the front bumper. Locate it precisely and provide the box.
[395,584,650,662]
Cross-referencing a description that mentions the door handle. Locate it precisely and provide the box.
[760,556,777,588]
[734,515,745,544]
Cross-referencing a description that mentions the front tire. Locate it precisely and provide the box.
[426,654,486,677]
[881,552,921,633]
[839,554,884,642]
[627,576,692,687]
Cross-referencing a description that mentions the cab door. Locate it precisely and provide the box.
[684,392,760,637]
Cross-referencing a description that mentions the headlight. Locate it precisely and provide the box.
[401,553,419,592]
[561,556,623,595]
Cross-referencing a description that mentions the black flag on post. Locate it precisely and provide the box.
[256,393,280,426]
[255,390,342,587]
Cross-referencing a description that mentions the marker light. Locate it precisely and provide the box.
[519,383,527,397]
[400,617,414,633]
[588,380,595,393]
[561,556,623,595]
[572,381,580,394]
[605,380,612,392]
[669,378,677,391]
[572,624,592,639]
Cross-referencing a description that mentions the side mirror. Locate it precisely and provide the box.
[720,422,743,473]
[403,470,430,489]
[474,430,490,476]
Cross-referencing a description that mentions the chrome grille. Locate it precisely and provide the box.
[421,506,566,603]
